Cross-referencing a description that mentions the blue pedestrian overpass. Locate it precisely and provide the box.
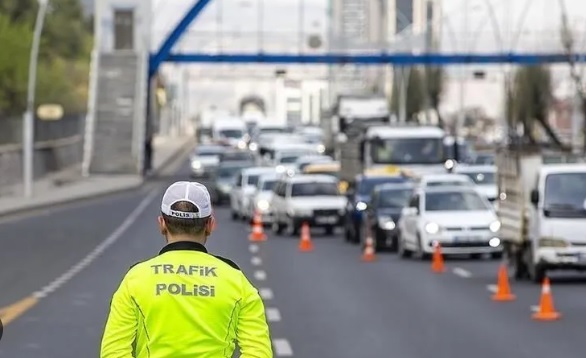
[149,0,586,77]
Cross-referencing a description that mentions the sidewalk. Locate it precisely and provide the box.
[0,135,195,217]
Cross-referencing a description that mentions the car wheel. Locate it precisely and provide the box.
[490,252,503,260]
[417,235,431,261]
[272,219,284,235]
[231,211,238,220]
[398,233,412,258]
[325,225,334,236]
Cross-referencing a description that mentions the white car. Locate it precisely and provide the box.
[417,173,475,189]
[271,175,347,236]
[189,145,225,177]
[246,173,280,224]
[397,186,502,259]
[454,165,497,202]
[230,167,277,220]
[293,155,334,173]
[272,144,321,174]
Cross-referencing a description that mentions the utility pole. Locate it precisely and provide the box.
[23,0,49,198]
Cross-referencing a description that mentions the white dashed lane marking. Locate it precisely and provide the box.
[273,339,294,356]
[254,270,267,281]
[531,305,540,312]
[251,256,262,266]
[266,308,282,322]
[259,288,274,300]
[452,267,472,278]
[249,244,259,253]
[33,190,158,299]
[486,284,497,293]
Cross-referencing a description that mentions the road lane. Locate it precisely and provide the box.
[2,165,586,357]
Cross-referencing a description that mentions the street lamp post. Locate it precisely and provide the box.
[23,0,49,198]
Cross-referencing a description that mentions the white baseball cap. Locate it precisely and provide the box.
[161,181,212,219]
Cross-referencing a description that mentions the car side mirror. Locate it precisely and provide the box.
[530,189,539,206]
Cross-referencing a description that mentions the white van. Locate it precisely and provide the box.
[212,118,247,149]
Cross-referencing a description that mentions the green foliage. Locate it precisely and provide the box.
[391,67,425,121]
[0,14,33,116]
[424,66,445,128]
[0,0,91,117]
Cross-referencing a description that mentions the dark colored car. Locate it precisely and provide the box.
[470,152,495,165]
[363,182,415,252]
[209,161,251,205]
[343,174,411,244]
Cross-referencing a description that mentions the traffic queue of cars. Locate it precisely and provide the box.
[189,130,502,261]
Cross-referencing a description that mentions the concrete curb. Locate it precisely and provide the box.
[0,136,196,219]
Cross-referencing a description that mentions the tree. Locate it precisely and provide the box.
[0,14,33,116]
[424,66,445,128]
[390,67,425,122]
[559,0,586,153]
[507,65,567,149]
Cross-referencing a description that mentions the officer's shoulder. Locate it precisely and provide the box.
[211,254,241,271]
[127,257,155,273]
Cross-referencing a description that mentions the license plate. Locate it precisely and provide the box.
[454,236,482,242]
[316,216,337,224]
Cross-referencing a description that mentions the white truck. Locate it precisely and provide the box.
[497,147,586,282]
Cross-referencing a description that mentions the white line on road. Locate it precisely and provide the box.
[266,308,282,322]
[273,339,294,356]
[33,189,159,299]
[486,284,498,293]
[452,267,472,278]
[254,270,267,281]
[249,244,259,253]
[531,305,539,312]
[251,256,263,266]
[259,288,274,300]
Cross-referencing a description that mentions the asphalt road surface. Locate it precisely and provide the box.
[1,160,586,358]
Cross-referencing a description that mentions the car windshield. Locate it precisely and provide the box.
[370,137,444,164]
[279,156,300,164]
[260,180,276,191]
[472,153,495,165]
[247,175,260,186]
[217,166,244,178]
[543,173,586,218]
[424,191,490,211]
[196,148,224,156]
[460,172,496,185]
[426,180,470,187]
[358,177,407,196]
[222,152,253,161]
[291,182,339,197]
[219,129,243,138]
[377,188,413,208]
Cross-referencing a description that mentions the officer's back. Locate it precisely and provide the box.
[100,181,273,358]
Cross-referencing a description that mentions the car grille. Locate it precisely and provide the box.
[314,209,339,216]
[434,241,492,248]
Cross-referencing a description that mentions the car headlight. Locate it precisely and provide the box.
[425,222,440,235]
[489,220,501,233]
[355,201,367,211]
[276,165,285,173]
[238,141,247,149]
[378,215,396,230]
[257,200,270,211]
[317,144,325,153]
[538,237,568,248]
[218,183,231,193]
[191,161,201,169]
[249,143,258,151]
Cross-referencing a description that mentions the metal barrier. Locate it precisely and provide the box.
[0,114,85,189]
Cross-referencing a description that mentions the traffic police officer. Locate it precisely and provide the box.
[100,181,273,357]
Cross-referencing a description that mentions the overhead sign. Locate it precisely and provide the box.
[37,104,64,121]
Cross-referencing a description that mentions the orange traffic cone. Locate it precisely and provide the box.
[361,229,376,262]
[492,264,516,301]
[248,211,267,242]
[431,241,445,273]
[532,277,561,321]
[298,222,314,252]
